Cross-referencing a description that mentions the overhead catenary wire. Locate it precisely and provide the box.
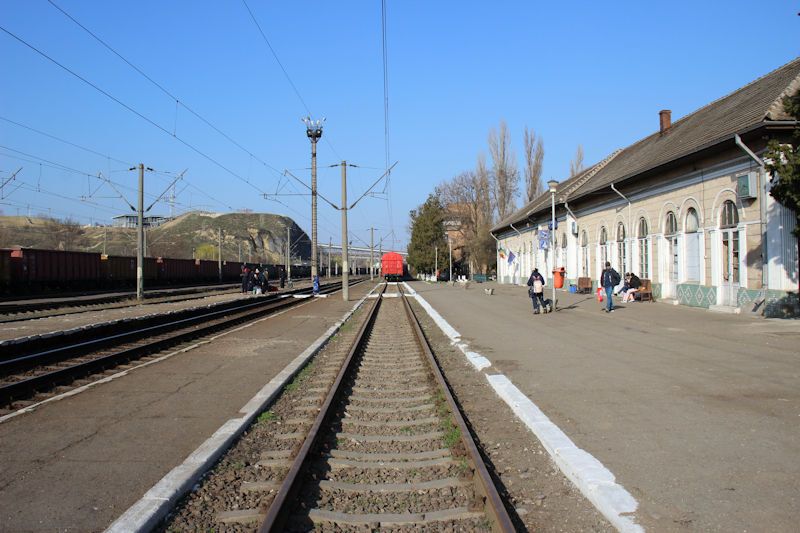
[240,0,342,161]
[0,25,269,198]
[0,115,134,167]
[44,0,284,179]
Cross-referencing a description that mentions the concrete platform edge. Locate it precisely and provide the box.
[403,282,643,533]
[104,287,375,533]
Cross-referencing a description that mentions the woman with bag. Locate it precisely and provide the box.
[526,268,546,314]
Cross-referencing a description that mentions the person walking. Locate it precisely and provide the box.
[241,264,250,294]
[600,261,621,312]
[526,268,546,314]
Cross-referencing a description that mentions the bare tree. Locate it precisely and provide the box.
[523,127,545,202]
[488,120,519,221]
[570,144,585,177]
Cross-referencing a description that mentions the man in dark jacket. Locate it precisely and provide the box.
[526,268,546,314]
[600,262,621,313]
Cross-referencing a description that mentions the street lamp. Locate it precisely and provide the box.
[548,179,559,312]
[302,116,324,289]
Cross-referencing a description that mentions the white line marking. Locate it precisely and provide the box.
[404,281,643,533]
[105,289,373,533]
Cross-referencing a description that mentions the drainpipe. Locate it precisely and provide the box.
[564,201,577,278]
[734,134,767,288]
[610,184,633,276]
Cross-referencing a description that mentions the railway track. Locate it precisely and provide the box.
[0,279,361,412]
[0,281,311,322]
[162,283,513,532]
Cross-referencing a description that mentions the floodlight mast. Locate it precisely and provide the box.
[303,117,324,285]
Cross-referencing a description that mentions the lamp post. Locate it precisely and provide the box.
[303,117,324,286]
[548,179,559,312]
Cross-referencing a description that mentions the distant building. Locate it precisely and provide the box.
[492,58,799,317]
[112,215,169,228]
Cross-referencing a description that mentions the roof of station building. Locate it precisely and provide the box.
[492,57,800,235]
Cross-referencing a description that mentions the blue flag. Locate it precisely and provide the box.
[507,250,515,264]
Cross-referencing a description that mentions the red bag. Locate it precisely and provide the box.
[596,287,604,302]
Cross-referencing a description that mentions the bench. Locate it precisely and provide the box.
[633,278,654,302]
[576,277,593,294]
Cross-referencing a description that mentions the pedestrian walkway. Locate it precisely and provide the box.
[408,280,800,533]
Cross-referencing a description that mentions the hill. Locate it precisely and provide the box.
[0,212,311,263]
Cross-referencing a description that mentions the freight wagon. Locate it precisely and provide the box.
[0,247,303,296]
[381,252,407,281]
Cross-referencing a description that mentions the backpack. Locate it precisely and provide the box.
[611,270,621,286]
[533,279,544,294]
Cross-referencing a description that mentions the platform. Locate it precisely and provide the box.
[407,280,800,532]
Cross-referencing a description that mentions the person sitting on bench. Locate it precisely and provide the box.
[622,273,642,302]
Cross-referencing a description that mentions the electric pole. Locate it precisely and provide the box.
[136,163,144,300]
[369,227,375,281]
[328,237,332,279]
[341,161,349,301]
[286,225,291,283]
[218,227,223,282]
[303,117,324,283]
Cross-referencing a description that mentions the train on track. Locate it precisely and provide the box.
[0,247,312,295]
[380,251,409,281]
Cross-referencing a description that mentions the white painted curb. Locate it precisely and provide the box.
[403,281,643,533]
[105,285,377,533]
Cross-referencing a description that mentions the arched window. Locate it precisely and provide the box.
[720,200,740,286]
[665,211,678,235]
[665,211,678,283]
[616,222,626,273]
[720,200,738,228]
[686,208,699,233]
[599,226,608,267]
[580,230,589,276]
[638,217,649,278]
[685,208,700,282]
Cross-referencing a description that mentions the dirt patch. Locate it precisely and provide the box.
[410,299,613,532]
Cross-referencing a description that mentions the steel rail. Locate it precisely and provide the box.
[400,285,515,532]
[0,279,350,367]
[0,279,362,406]
[257,283,514,532]
[258,282,388,532]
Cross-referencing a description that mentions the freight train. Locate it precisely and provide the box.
[381,251,409,282]
[0,247,312,296]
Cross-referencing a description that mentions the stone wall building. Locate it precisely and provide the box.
[491,58,799,316]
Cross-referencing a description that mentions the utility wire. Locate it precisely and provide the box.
[0,115,133,166]
[240,0,342,160]
[0,25,268,197]
[45,0,283,178]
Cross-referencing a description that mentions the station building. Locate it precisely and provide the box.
[491,58,799,317]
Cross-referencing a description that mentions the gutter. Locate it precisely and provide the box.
[734,133,768,287]
[610,183,633,273]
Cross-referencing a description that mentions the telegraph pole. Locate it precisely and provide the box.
[136,163,144,300]
[328,237,332,279]
[341,161,349,301]
[369,227,375,281]
[218,227,223,282]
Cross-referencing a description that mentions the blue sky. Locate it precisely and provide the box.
[1,1,798,252]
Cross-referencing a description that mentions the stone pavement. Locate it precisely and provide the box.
[0,281,374,532]
[409,280,800,533]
